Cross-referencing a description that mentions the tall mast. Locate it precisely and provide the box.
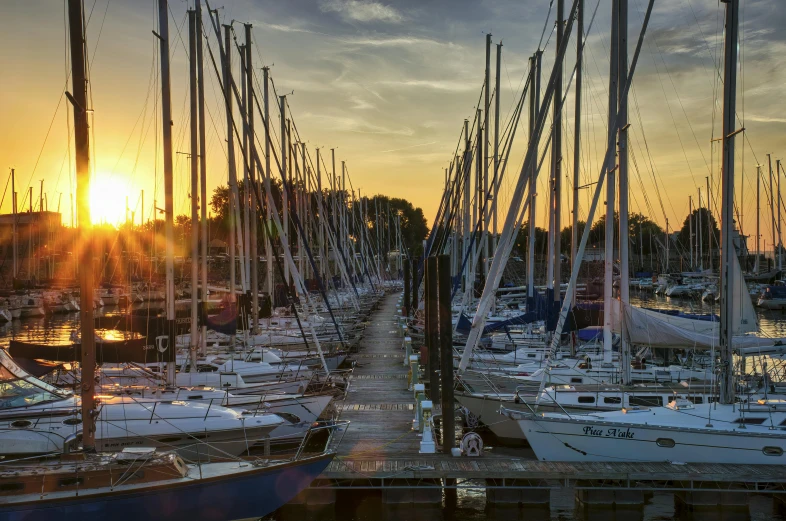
[603,0,619,363]
[240,44,251,300]
[188,8,199,372]
[571,0,583,310]
[756,166,761,274]
[698,188,703,269]
[159,0,176,385]
[617,0,631,380]
[475,107,482,286]
[262,67,273,299]
[492,42,502,253]
[526,53,540,302]
[281,96,289,286]
[551,0,565,308]
[707,176,712,271]
[718,0,739,405]
[316,147,325,283]
[769,154,775,270]
[778,159,783,271]
[10,169,16,279]
[196,0,208,355]
[68,0,96,450]
[462,119,470,294]
[483,33,491,278]
[244,24,258,333]
[689,196,694,268]
[223,23,237,350]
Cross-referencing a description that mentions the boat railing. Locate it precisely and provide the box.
[294,419,350,461]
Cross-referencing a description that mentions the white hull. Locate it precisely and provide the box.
[508,402,786,464]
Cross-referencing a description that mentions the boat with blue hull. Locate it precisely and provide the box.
[0,450,334,521]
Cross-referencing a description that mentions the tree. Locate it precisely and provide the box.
[677,208,718,254]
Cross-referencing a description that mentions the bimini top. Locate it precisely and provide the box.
[0,348,70,410]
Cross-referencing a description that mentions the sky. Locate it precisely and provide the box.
[0,0,784,249]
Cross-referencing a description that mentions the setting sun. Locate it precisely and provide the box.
[89,176,129,227]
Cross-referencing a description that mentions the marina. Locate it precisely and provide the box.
[1,0,786,519]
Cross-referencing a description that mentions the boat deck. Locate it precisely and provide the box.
[317,292,786,495]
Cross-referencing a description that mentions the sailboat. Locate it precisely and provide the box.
[503,0,786,464]
[0,2,339,519]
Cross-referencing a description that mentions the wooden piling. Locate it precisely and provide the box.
[403,258,411,317]
[425,256,440,401]
[438,254,455,453]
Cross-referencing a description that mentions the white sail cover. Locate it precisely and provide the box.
[614,302,782,350]
[611,250,763,349]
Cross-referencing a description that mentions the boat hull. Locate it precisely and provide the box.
[514,414,786,464]
[0,453,334,521]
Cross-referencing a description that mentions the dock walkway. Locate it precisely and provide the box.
[313,291,786,507]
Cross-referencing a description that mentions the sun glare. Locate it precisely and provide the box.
[89,177,129,227]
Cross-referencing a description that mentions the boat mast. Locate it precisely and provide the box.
[281,96,289,287]
[603,0,619,364]
[756,166,761,274]
[263,67,273,300]
[67,0,96,450]
[483,33,491,279]
[707,176,713,271]
[222,23,238,351]
[778,159,783,272]
[698,188,703,270]
[689,196,694,268]
[10,169,16,280]
[244,24,258,333]
[196,0,208,355]
[157,0,177,385]
[493,42,502,254]
[188,8,199,372]
[719,0,739,405]
[769,154,775,271]
[571,0,583,313]
[551,0,564,312]
[526,53,540,305]
[618,0,631,383]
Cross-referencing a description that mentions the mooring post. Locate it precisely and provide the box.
[425,256,440,402]
[403,258,411,317]
[438,254,455,453]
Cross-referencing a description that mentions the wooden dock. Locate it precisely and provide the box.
[309,291,786,508]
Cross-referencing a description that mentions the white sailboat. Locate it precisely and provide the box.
[504,0,786,464]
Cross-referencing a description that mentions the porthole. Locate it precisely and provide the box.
[656,438,675,448]
[10,420,31,428]
[63,417,82,426]
[763,446,783,457]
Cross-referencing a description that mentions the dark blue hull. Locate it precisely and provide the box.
[0,453,333,521]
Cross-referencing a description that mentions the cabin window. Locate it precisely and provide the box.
[577,396,595,404]
[689,397,704,405]
[656,438,675,448]
[763,446,783,457]
[733,417,766,425]
[59,477,84,487]
[10,420,31,428]
[186,395,204,400]
[603,397,622,404]
[570,378,583,384]
[527,354,536,358]
[277,412,302,424]
[630,396,662,407]
[158,437,182,444]
[0,483,24,493]
[63,417,82,426]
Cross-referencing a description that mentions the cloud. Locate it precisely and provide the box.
[380,141,437,153]
[377,79,476,92]
[320,0,404,24]
[745,114,786,124]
